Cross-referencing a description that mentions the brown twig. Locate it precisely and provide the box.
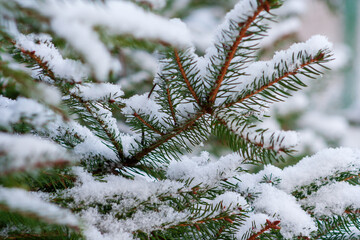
[133,112,164,135]
[247,219,281,240]
[124,111,205,166]
[342,174,360,182]
[19,48,56,80]
[174,49,200,105]
[226,55,324,108]
[208,2,266,104]
[214,116,285,153]
[168,213,240,229]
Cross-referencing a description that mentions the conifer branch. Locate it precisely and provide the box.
[169,214,239,229]
[208,1,266,104]
[16,43,124,159]
[133,112,164,135]
[124,111,206,166]
[214,116,286,153]
[19,48,56,80]
[247,219,281,240]
[342,174,360,182]
[225,54,325,108]
[70,93,124,159]
[174,49,200,105]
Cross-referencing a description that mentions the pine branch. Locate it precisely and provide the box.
[18,47,56,81]
[225,53,326,108]
[69,93,124,159]
[247,219,281,240]
[14,42,125,160]
[342,174,360,182]
[208,1,268,104]
[215,116,287,153]
[124,111,206,166]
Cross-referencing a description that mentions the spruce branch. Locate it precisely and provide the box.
[213,116,290,164]
[69,93,124,159]
[208,1,268,105]
[342,174,360,182]
[124,111,206,166]
[14,41,125,160]
[225,53,327,109]
[247,219,281,240]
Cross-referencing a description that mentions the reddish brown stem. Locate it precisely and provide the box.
[342,174,360,182]
[248,219,281,240]
[226,56,323,108]
[174,49,200,105]
[215,116,285,153]
[133,112,164,135]
[19,48,56,80]
[208,3,266,104]
[125,111,205,166]
[168,213,241,229]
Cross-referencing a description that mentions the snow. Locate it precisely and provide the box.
[31,0,192,80]
[36,83,62,105]
[66,167,184,206]
[3,0,359,239]
[204,192,247,211]
[0,133,70,173]
[0,96,53,129]
[236,148,360,193]
[302,182,360,217]
[185,7,222,52]
[70,83,124,102]
[120,133,139,157]
[0,187,78,227]
[279,148,360,192]
[16,33,89,83]
[299,111,349,141]
[235,213,272,238]
[254,185,317,238]
[166,152,244,187]
[122,93,169,127]
[229,148,360,238]
[80,205,188,240]
[64,167,191,239]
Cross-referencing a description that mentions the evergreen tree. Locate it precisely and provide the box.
[0,0,360,239]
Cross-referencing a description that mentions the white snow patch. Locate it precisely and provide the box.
[0,187,78,227]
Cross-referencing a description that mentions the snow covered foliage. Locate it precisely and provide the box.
[0,0,360,239]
